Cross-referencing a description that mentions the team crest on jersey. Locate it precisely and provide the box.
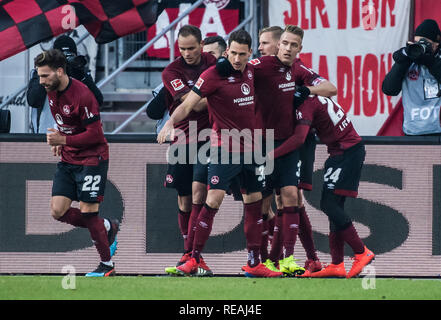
[296,110,303,120]
[63,105,71,115]
[286,71,292,81]
[241,83,251,95]
[211,176,220,185]
[247,70,253,80]
[195,77,204,89]
[171,79,185,91]
[249,58,261,66]
[55,114,64,125]
[408,69,419,81]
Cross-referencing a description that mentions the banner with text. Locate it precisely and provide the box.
[146,0,240,59]
[268,0,411,136]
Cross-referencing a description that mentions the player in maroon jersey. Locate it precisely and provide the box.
[158,30,283,278]
[253,25,337,275]
[269,95,375,278]
[161,25,217,276]
[34,49,119,277]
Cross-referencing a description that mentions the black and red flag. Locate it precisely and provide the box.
[0,0,161,61]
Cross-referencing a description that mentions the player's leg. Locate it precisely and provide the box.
[259,189,274,264]
[74,160,118,277]
[51,162,85,226]
[309,220,347,278]
[165,159,193,265]
[177,149,236,275]
[318,144,374,278]
[278,185,305,275]
[177,194,192,251]
[297,189,322,276]
[268,190,284,265]
[274,146,304,276]
[297,132,321,274]
[186,156,209,255]
[240,164,283,278]
[177,188,225,275]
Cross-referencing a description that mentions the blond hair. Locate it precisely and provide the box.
[259,26,284,40]
[283,25,304,40]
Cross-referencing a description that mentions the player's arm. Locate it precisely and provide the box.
[179,92,208,111]
[47,92,104,148]
[307,79,337,97]
[293,62,337,108]
[268,122,311,159]
[157,90,203,144]
[46,118,104,147]
[65,120,105,147]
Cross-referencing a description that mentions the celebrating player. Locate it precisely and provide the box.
[158,30,283,278]
[35,49,119,277]
[161,25,217,276]
[269,94,375,278]
[254,25,337,275]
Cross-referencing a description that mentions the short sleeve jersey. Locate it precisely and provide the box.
[297,96,361,156]
[162,52,216,143]
[252,56,324,140]
[192,64,257,152]
[47,78,109,165]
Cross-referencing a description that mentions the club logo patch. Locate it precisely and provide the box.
[195,77,205,90]
[241,83,251,95]
[63,105,71,115]
[166,174,174,184]
[211,176,219,185]
[249,58,261,66]
[408,69,419,81]
[171,79,185,91]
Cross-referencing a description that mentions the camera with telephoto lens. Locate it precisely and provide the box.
[406,38,433,61]
[61,49,87,78]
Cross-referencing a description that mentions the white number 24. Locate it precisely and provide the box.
[324,167,342,183]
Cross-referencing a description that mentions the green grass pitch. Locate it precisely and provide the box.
[1,275,441,300]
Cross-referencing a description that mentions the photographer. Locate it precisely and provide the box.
[382,19,441,136]
[27,35,103,133]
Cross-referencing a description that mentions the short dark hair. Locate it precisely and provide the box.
[34,49,66,71]
[178,24,202,43]
[204,35,227,53]
[228,29,252,49]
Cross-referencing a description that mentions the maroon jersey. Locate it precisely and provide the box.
[192,64,256,152]
[251,56,324,140]
[162,52,216,143]
[47,78,109,166]
[273,96,361,158]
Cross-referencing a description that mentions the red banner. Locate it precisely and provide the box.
[414,0,441,29]
[146,0,239,59]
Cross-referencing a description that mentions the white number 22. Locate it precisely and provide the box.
[82,175,101,191]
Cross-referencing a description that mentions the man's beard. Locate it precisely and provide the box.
[44,78,61,92]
